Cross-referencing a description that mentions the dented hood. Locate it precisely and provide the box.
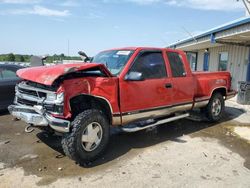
[17,63,112,85]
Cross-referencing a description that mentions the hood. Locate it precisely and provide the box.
[17,63,112,85]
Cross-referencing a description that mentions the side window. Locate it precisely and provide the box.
[0,68,17,79]
[167,52,186,77]
[129,51,167,79]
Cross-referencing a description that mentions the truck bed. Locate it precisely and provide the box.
[192,71,231,98]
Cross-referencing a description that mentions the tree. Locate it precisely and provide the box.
[53,54,59,61]
[20,55,25,62]
[60,53,65,61]
[7,53,15,62]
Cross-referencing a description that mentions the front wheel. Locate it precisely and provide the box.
[205,93,225,122]
[61,109,110,165]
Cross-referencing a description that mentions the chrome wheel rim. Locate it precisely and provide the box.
[212,98,222,116]
[81,122,103,152]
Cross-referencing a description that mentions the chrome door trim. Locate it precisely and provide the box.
[121,103,193,125]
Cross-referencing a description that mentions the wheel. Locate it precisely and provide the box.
[205,93,225,122]
[62,109,110,165]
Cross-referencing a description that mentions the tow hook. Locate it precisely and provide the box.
[25,124,34,133]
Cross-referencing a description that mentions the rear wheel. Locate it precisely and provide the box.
[61,109,110,165]
[205,93,225,122]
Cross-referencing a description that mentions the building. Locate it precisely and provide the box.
[168,16,250,90]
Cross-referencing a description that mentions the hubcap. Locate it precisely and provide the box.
[81,122,103,152]
[212,98,222,116]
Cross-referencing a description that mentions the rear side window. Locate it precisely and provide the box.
[167,52,186,77]
[129,51,167,79]
[0,68,18,80]
[3,69,17,79]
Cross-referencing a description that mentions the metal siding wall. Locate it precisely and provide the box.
[209,48,219,71]
[216,23,250,39]
[175,36,210,49]
[197,50,204,71]
[175,23,250,49]
[195,45,249,90]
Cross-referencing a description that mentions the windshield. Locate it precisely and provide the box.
[91,50,134,75]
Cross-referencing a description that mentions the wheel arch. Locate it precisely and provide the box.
[69,94,113,124]
[210,87,227,98]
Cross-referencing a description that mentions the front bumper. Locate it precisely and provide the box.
[8,105,70,133]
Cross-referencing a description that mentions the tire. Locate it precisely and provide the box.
[205,93,225,122]
[61,109,110,165]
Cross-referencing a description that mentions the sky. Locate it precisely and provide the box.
[0,0,247,56]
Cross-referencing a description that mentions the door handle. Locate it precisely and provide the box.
[165,83,172,88]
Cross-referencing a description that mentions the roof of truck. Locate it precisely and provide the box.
[105,47,167,51]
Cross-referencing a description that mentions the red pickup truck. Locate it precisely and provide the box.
[8,47,236,164]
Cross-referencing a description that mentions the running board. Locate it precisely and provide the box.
[121,113,189,133]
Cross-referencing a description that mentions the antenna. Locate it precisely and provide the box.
[182,26,198,42]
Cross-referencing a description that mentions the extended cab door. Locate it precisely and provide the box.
[165,49,194,105]
[119,50,173,125]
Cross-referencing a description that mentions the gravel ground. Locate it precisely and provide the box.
[0,100,250,188]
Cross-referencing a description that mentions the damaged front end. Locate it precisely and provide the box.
[8,81,70,133]
[8,63,113,133]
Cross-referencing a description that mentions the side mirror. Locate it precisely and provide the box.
[124,71,144,81]
[78,51,90,62]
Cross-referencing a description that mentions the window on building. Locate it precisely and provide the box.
[129,51,167,79]
[167,52,186,77]
[218,52,228,71]
[186,52,197,71]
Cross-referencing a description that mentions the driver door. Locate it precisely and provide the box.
[119,50,173,124]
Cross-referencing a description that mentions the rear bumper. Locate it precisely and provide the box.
[8,105,70,133]
[226,90,237,100]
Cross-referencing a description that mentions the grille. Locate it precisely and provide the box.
[15,82,62,114]
[16,82,47,106]
[18,87,46,98]
[17,98,37,106]
[26,81,57,92]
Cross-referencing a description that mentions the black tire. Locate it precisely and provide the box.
[205,93,225,122]
[61,109,110,165]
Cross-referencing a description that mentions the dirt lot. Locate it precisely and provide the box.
[0,100,250,188]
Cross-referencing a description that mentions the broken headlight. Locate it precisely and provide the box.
[46,92,64,104]
[46,93,57,101]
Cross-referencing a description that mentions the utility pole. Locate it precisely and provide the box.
[67,39,70,57]
[238,0,250,16]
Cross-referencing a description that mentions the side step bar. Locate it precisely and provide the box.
[121,113,189,133]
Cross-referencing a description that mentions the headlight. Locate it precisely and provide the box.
[56,92,64,104]
[46,92,64,104]
[46,93,57,101]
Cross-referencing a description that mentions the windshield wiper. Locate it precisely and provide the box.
[104,61,110,70]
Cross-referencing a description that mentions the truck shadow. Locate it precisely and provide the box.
[36,106,245,168]
[0,109,9,116]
